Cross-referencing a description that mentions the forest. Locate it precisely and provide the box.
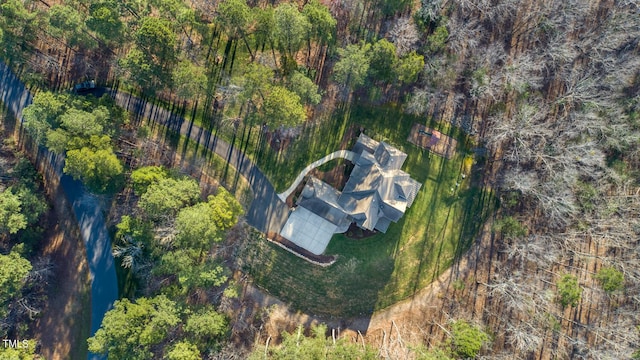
[0,0,639,359]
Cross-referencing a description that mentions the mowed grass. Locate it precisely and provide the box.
[241,104,495,317]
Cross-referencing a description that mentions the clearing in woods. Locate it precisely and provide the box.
[240,104,495,317]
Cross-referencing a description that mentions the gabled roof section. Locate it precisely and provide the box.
[394,178,421,207]
[298,178,350,226]
[296,133,422,235]
[374,142,408,171]
[352,133,379,154]
[341,162,380,195]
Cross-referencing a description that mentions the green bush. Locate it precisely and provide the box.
[130,166,168,195]
[556,274,582,308]
[595,267,624,294]
[493,216,527,238]
[449,320,490,359]
[426,24,449,54]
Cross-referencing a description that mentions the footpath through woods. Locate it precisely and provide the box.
[111,92,290,235]
[0,62,116,360]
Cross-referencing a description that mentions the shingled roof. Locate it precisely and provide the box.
[298,134,421,233]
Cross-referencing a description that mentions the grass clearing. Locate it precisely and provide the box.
[241,104,495,316]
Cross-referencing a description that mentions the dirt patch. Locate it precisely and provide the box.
[310,159,354,192]
[285,179,308,208]
[343,223,378,239]
[267,129,293,152]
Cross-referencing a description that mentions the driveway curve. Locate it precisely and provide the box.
[0,63,116,360]
[0,65,292,358]
[110,92,290,235]
[277,150,357,202]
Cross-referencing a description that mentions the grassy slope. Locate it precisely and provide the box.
[241,103,494,316]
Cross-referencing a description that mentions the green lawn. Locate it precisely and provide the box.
[240,104,495,317]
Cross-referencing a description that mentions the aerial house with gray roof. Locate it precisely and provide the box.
[280,134,422,255]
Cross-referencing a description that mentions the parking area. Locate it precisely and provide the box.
[279,207,338,255]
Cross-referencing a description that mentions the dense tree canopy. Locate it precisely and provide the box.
[87,0,125,45]
[135,16,177,66]
[173,60,207,99]
[333,42,371,91]
[208,187,244,230]
[156,249,228,291]
[131,166,169,196]
[369,39,398,83]
[88,295,181,360]
[118,15,178,91]
[149,186,241,293]
[261,86,306,128]
[175,202,221,249]
[396,51,424,84]
[46,108,108,153]
[425,24,448,54]
[166,341,201,360]
[22,92,68,145]
[184,307,228,347]
[0,339,37,360]
[595,267,625,294]
[119,48,159,91]
[253,5,276,52]
[238,62,274,105]
[448,320,490,359]
[0,248,32,320]
[288,71,321,105]
[274,3,309,57]
[0,186,47,237]
[217,0,252,40]
[0,189,26,236]
[302,0,336,45]
[0,0,41,60]
[253,324,376,359]
[556,274,582,308]
[138,177,201,219]
[22,93,125,194]
[48,4,96,48]
[64,139,124,194]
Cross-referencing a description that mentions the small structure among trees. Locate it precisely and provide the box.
[407,123,457,159]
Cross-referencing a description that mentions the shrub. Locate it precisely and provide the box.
[595,267,624,294]
[556,274,582,308]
